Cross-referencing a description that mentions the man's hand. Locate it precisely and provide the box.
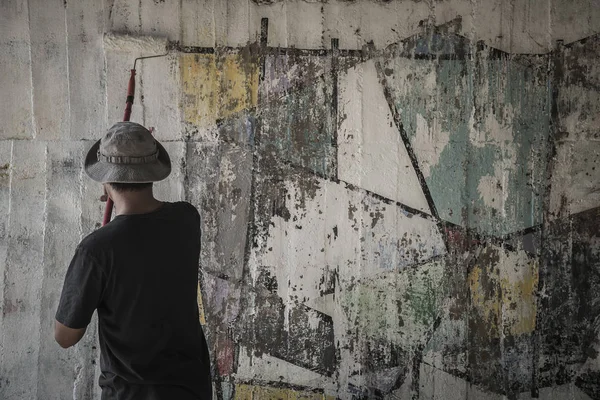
[54,320,86,348]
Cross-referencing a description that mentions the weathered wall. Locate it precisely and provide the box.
[1,0,599,399]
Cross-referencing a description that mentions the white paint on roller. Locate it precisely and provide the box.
[103,32,168,55]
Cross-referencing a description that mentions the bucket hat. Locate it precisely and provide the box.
[84,122,171,183]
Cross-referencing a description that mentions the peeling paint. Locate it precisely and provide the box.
[2,2,600,399]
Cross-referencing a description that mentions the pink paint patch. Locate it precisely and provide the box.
[216,337,235,376]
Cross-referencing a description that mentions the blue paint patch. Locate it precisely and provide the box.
[383,38,550,236]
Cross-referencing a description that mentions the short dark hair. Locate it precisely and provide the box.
[108,182,153,193]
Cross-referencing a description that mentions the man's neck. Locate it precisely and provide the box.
[112,194,163,216]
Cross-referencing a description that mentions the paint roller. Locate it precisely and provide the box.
[101,31,221,224]
[100,32,172,226]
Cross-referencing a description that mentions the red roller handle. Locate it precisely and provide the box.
[123,69,136,122]
[102,69,136,226]
[102,197,114,226]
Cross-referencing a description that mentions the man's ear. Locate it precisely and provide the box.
[103,183,113,201]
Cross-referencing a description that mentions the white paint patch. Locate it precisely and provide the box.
[258,177,445,309]
[348,366,404,394]
[105,51,144,125]
[153,142,185,202]
[0,141,46,399]
[249,1,287,48]
[286,1,322,49]
[471,88,515,148]
[518,383,593,400]
[181,0,218,47]
[385,57,437,104]
[29,0,69,140]
[549,139,600,219]
[421,363,593,400]
[414,113,451,179]
[66,0,107,140]
[484,105,515,144]
[338,59,431,213]
[223,0,250,47]
[0,141,13,362]
[420,363,503,400]
[253,176,446,392]
[37,142,90,398]
[140,55,182,141]
[108,0,141,35]
[559,84,600,138]
[476,113,517,217]
[303,293,336,317]
[0,0,34,139]
[139,0,181,42]
[235,346,337,392]
[477,174,507,216]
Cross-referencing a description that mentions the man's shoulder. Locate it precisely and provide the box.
[78,202,199,249]
[171,201,200,220]
[172,201,198,213]
[77,223,116,255]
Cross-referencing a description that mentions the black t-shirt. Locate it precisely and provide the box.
[56,201,212,400]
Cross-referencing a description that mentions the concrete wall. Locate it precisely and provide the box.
[0,0,599,399]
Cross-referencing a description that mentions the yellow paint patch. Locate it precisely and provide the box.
[181,55,218,128]
[469,249,539,337]
[500,260,539,335]
[234,384,253,400]
[197,283,206,325]
[181,53,258,128]
[468,264,501,337]
[234,384,330,400]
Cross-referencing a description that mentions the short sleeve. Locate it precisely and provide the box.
[183,202,200,221]
[55,246,105,329]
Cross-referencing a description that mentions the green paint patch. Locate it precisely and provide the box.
[405,268,441,326]
[341,260,445,351]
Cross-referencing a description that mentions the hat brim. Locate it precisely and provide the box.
[84,139,171,183]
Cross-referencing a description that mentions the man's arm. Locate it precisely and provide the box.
[55,245,104,349]
[54,320,86,348]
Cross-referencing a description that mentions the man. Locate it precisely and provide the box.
[55,122,212,399]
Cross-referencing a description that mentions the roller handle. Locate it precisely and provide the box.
[103,69,136,226]
[102,198,114,226]
[123,69,136,122]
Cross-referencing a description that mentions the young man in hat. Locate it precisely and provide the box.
[54,122,212,399]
